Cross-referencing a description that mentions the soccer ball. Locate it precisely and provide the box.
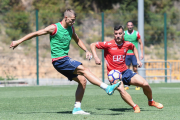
[108,70,122,84]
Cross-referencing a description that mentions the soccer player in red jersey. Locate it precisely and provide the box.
[90,25,163,113]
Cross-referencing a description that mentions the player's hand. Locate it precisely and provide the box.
[137,60,142,68]
[94,57,101,65]
[9,41,20,50]
[140,55,144,60]
[85,51,93,61]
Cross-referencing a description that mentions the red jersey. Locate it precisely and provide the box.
[96,40,134,74]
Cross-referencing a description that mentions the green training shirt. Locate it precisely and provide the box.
[50,22,73,58]
[124,30,139,54]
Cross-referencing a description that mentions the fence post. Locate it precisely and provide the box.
[36,9,39,85]
[138,0,146,78]
[164,13,167,83]
[101,12,104,82]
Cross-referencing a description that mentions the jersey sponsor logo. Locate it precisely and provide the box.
[108,43,112,45]
[124,49,126,53]
[113,55,125,62]
[111,48,117,50]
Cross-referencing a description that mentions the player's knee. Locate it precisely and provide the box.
[118,87,126,95]
[117,86,125,93]
[142,81,149,87]
[79,66,90,75]
[83,67,90,74]
[77,76,87,88]
[80,78,87,87]
[84,77,87,84]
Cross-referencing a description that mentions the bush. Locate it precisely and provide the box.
[5,29,22,41]
[0,76,5,80]
[3,10,30,40]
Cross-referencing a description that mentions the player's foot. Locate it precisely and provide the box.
[72,107,90,115]
[124,86,129,90]
[106,81,121,95]
[148,101,163,109]
[135,87,140,90]
[133,105,140,113]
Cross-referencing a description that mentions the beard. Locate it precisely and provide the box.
[115,37,122,43]
[128,28,133,31]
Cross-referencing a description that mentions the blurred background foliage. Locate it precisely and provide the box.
[1,0,180,59]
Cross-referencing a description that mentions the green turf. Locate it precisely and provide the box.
[0,83,180,120]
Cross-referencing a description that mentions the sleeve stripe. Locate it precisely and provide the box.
[96,42,100,48]
[137,31,141,39]
[72,26,75,34]
[50,24,57,36]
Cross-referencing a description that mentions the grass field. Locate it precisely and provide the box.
[0,83,180,120]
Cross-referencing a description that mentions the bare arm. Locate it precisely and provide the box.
[72,30,92,60]
[90,43,101,65]
[10,25,56,49]
[72,33,88,52]
[138,38,144,60]
[132,46,142,67]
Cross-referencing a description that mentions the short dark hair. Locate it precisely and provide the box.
[64,9,76,17]
[126,21,134,25]
[114,25,124,31]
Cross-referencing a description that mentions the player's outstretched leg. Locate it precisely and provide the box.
[74,65,120,95]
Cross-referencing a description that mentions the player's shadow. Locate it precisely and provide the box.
[96,108,132,112]
[18,108,159,115]
[92,113,123,116]
[18,110,122,115]
[18,111,98,115]
[18,111,72,114]
[97,107,152,112]
[109,108,133,112]
[94,108,124,115]
[109,108,160,112]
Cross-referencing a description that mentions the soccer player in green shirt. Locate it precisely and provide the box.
[124,21,144,90]
[9,9,120,115]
